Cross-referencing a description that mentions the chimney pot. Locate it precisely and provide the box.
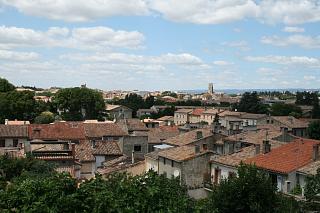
[313,144,319,161]
[262,140,271,154]
[255,144,261,155]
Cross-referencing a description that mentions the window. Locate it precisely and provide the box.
[13,139,18,147]
[0,139,5,147]
[134,144,142,152]
[163,158,166,165]
[202,144,208,151]
[171,160,174,167]
[64,143,69,150]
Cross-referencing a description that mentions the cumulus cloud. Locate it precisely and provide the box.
[261,34,320,49]
[61,52,204,65]
[1,0,149,22]
[213,60,233,66]
[221,40,250,51]
[282,26,305,33]
[246,55,320,67]
[0,49,39,61]
[0,25,144,50]
[304,75,316,80]
[149,0,259,24]
[3,0,320,25]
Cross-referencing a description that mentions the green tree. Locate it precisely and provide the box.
[307,120,320,140]
[296,91,318,106]
[270,103,302,117]
[34,111,55,124]
[236,92,268,114]
[204,164,299,213]
[115,93,145,117]
[303,168,320,211]
[54,87,105,121]
[161,91,178,98]
[0,78,15,93]
[312,99,320,119]
[0,90,37,123]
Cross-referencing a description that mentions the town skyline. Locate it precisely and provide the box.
[0,0,320,90]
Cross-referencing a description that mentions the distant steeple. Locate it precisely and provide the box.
[208,83,214,94]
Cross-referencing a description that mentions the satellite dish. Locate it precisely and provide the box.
[173,170,180,177]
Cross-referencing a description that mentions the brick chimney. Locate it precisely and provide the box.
[255,144,261,155]
[313,144,319,161]
[262,140,271,154]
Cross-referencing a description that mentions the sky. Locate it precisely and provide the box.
[0,0,320,91]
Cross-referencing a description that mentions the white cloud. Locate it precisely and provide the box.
[304,75,316,80]
[213,60,233,66]
[2,0,320,25]
[261,34,320,49]
[282,26,305,33]
[1,0,149,22]
[0,49,39,61]
[259,0,320,25]
[221,40,250,51]
[61,52,204,65]
[150,0,259,24]
[246,55,320,67]
[0,25,144,50]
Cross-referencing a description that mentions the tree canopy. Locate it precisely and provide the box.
[307,120,320,140]
[236,92,268,114]
[0,78,15,93]
[54,87,105,121]
[270,103,302,117]
[296,92,319,106]
[203,164,299,213]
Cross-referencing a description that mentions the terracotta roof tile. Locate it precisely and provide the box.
[83,123,127,138]
[75,140,121,162]
[211,140,284,167]
[0,125,28,138]
[117,119,149,132]
[164,129,213,146]
[272,116,308,129]
[29,122,85,140]
[246,139,320,174]
[148,126,180,144]
[158,145,213,162]
[191,108,205,116]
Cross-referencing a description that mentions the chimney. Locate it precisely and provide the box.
[24,141,31,154]
[313,144,319,161]
[4,119,8,125]
[255,144,261,155]
[262,140,271,154]
[71,143,75,160]
[195,145,200,154]
[91,140,96,148]
[132,150,135,164]
[196,131,203,139]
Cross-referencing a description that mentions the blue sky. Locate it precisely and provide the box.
[0,0,320,91]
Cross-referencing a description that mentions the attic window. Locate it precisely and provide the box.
[134,144,141,152]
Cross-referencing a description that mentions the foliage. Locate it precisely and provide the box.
[0,156,193,212]
[0,78,15,93]
[312,98,320,119]
[0,90,37,123]
[54,87,105,121]
[291,184,302,196]
[307,120,320,140]
[115,93,145,117]
[270,103,302,117]
[296,91,318,106]
[203,164,298,213]
[236,92,268,114]
[34,111,55,124]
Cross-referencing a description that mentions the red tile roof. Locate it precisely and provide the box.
[83,123,127,138]
[191,108,205,116]
[246,139,320,174]
[0,125,28,138]
[29,122,86,140]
